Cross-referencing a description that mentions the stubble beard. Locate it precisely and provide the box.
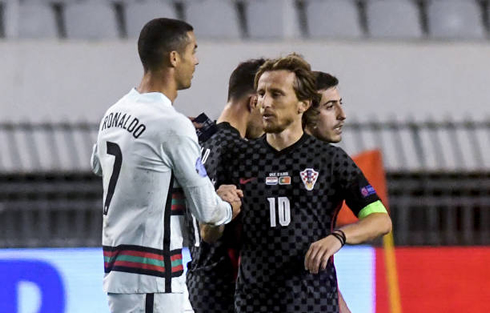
[263,116,294,134]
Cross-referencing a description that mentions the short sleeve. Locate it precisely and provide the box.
[333,148,381,216]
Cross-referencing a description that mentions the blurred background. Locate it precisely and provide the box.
[0,0,489,312]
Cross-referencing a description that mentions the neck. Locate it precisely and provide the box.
[137,69,177,103]
[266,119,304,151]
[217,100,249,138]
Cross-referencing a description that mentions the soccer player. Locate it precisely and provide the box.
[306,72,345,144]
[90,18,241,313]
[213,54,392,313]
[185,58,266,313]
[306,71,350,313]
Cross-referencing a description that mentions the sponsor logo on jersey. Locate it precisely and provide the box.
[300,168,319,191]
[266,177,278,185]
[279,176,291,185]
[360,185,376,197]
[195,157,208,177]
[239,177,256,185]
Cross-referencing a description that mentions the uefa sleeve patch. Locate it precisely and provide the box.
[360,185,376,198]
[195,157,208,177]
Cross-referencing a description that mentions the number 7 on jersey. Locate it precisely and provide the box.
[104,141,122,215]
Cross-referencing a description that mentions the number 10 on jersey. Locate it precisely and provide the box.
[267,197,291,227]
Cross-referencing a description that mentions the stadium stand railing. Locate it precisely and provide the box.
[0,119,489,247]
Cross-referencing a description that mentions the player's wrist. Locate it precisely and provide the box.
[330,229,346,247]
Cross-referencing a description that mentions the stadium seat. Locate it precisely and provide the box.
[64,1,119,40]
[366,1,423,39]
[2,2,58,39]
[244,0,301,39]
[305,0,363,39]
[427,0,485,40]
[124,2,178,38]
[185,0,241,39]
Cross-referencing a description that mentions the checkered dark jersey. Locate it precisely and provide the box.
[185,122,244,313]
[217,133,380,313]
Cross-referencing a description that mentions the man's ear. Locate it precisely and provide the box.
[298,99,311,114]
[248,94,258,112]
[169,51,179,68]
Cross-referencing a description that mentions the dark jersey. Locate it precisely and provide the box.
[217,133,380,313]
[185,122,244,313]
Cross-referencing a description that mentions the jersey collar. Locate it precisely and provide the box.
[261,132,310,156]
[127,88,173,108]
[217,122,241,137]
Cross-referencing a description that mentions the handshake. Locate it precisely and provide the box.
[200,184,243,243]
[216,184,243,220]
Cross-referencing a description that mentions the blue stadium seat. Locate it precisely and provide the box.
[366,1,423,39]
[305,0,362,39]
[244,0,301,39]
[64,1,119,40]
[185,0,241,39]
[427,0,485,40]
[124,1,178,38]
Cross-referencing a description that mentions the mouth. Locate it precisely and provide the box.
[333,124,344,133]
[262,112,275,121]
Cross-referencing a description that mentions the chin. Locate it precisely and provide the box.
[329,136,342,143]
[178,80,192,90]
[264,125,285,134]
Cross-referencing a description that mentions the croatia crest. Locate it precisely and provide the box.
[300,168,319,191]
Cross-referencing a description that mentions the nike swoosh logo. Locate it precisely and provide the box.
[239,177,256,185]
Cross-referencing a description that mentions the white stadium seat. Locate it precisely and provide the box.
[305,0,363,39]
[125,2,178,38]
[244,0,301,39]
[366,1,423,39]
[64,1,119,40]
[185,0,241,39]
[427,0,485,40]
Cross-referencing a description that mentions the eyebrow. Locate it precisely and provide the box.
[268,87,286,95]
[322,98,342,106]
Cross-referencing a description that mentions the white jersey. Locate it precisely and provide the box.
[91,88,232,294]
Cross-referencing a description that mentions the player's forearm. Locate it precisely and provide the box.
[200,224,225,243]
[185,184,232,226]
[339,213,392,245]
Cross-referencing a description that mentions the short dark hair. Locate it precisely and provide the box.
[227,58,266,101]
[314,71,339,91]
[303,72,340,130]
[138,18,193,72]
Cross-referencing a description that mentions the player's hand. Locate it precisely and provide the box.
[216,184,243,219]
[188,116,203,129]
[200,224,225,243]
[217,184,243,202]
[304,235,342,274]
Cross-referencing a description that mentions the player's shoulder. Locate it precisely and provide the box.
[150,108,196,138]
[204,123,244,147]
[303,135,353,164]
